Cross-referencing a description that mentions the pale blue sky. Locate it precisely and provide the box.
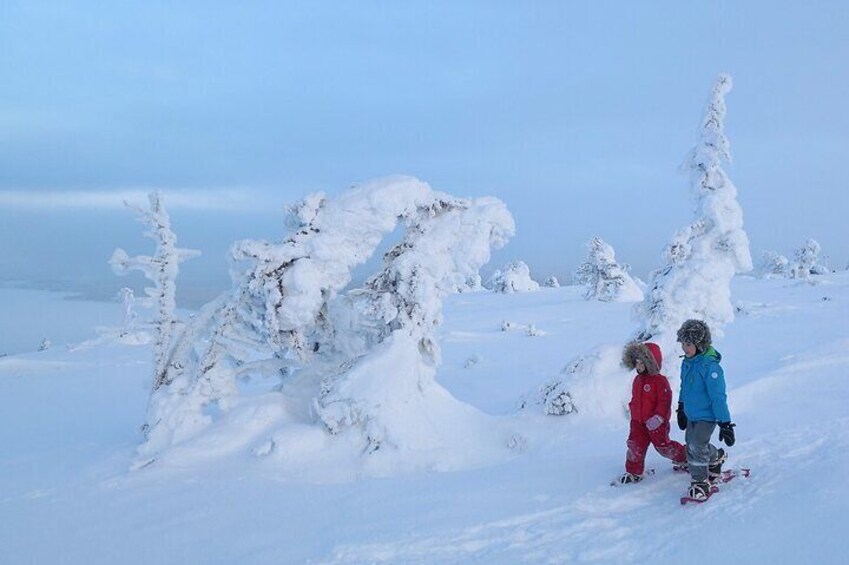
[2,1,847,304]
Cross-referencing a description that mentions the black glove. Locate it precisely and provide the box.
[676,402,687,431]
[718,422,736,446]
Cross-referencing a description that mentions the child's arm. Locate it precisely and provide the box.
[646,376,673,431]
[657,376,673,422]
[704,362,731,422]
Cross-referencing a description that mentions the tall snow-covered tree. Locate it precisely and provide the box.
[110,192,200,391]
[541,75,752,417]
[634,73,752,358]
[573,237,643,302]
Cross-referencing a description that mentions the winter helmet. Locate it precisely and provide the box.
[622,342,662,375]
[676,319,712,353]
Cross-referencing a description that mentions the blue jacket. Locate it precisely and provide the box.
[679,346,731,423]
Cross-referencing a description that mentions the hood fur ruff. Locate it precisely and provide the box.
[622,342,662,375]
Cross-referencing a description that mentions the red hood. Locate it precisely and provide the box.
[644,342,663,373]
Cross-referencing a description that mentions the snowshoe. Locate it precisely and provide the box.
[619,472,643,485]
[681,469,750,505]
[680,480,717,505]
[610,469,654,487]
[715,467,750,484]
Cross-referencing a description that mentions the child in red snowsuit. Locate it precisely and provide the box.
[617,341,686,484]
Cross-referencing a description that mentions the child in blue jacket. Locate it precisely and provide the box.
[676,319,737,501]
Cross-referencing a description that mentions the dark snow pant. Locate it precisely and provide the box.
[685,420,721,482]
[625,420,686,476]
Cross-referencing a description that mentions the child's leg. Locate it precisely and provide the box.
[648,422,686,463]
[625,421,651,475]
[685,420,718,482]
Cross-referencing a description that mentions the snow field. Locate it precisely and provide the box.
[1,273,848,563]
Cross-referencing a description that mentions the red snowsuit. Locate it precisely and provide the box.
[625,343,686,475]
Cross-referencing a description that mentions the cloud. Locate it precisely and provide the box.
[0,188,271,212]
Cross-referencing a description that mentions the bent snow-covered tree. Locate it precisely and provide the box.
[634,73,752,359]
[110,192,200,390]
[573,237,643,302]
[138,176,514,462]
[315,193,514,452]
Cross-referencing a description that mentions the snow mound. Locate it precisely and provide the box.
[542,344,631,419]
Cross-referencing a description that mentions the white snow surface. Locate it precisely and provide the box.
[2,274,849,563]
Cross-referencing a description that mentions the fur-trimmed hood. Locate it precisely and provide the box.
[622,341,662,375]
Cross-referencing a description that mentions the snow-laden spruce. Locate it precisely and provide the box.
[540,74,752,416]
[485,261,539,293]
[791,238,829,279]
[633,73,752,360]
[137,176,516,468]
[110,192,200,390]
[759,250,790,278]
[544,275,560,288]
[573,237,643,302]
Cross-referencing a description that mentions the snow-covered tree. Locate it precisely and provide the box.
[38,338,51,351]
[137,177,514,462]
[486,261,539,293]
[541,75,752,417]
[634,73,752,358]
[790,239,827,278]
[538,379,575,416]
[759,250,790,278]
[464,274,484,292]
[110,192,200,391]
[544,276,560,288]
[315,192,514,452]
[117,287,138,334]
[573,237,643,302]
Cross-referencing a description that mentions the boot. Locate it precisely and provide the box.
[708,448,727,481]
[687,480,712,501]
[617,472,644,485]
